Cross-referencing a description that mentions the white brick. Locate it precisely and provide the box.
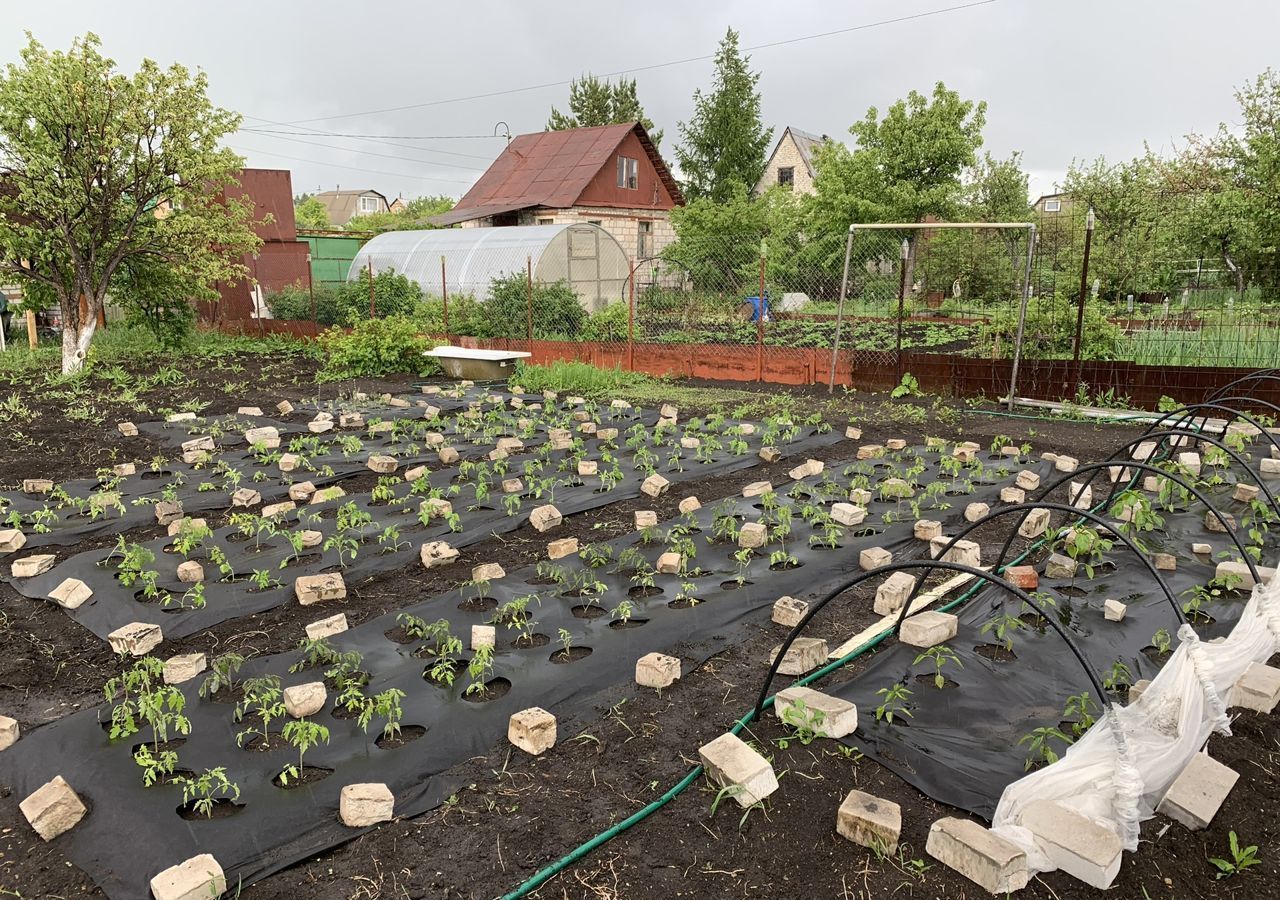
[471,624,496,650]
[964,502,990,523]
[772,596,808,627]
[294,573,346,605]
[305,613,349,641]
[509,707,556,755]
[774,685,857,738]
[678,496,701,514]
[926,817,1029,895]
[283,682,327,718]
[742,480,773,498]
[19,775,86,841]
[900,611,958,648]
[150,853,227,900]
[738,522,768,548]
[1157,753,1238,831]
[0,529,27,554]
[929,537,980,568]
[472,563,505,582]
[860,547,892,571]
[1019,800,1122,890]
[529,504,562,532]
[340,783,395,827]
[0,715,19,751]
[420,541,459,568]
[698,732,778,807]
[108,622,162,657]
[635,652,681,689]
[1103,599,1127,622]
[1229,662,1280,713]
[831,503,867,527]
[913,519,942,541]
[640,474,670,497]
[49,577,92,609]
[837,790,901,851]
[1017,507,1050,538]
[547,538,578,560]
[768,637,828,675]
[163,653,207,686]
[874,571,916,616]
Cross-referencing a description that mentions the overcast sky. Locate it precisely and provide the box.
[5,0,1278,202]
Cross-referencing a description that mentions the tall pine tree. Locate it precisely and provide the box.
[675,28,772,203]
[547,74,662,147]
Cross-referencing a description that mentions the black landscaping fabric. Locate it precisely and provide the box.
[0,444,1038,899]
[4,390,842,640]
[829,465,1274,820]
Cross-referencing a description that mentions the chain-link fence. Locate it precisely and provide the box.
[248,206,1280,403]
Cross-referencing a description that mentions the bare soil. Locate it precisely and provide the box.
[3,361,1274,900]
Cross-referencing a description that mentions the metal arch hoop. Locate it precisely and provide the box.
[1080,429,1280,524]
[749,559,1111,726]
[1028,460,1262,586]
[900,500,1186,626]
[1207,370,1280,401]
[1138,401,1280,459]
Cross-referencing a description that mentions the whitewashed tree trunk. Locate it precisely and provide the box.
[59,292,99,375]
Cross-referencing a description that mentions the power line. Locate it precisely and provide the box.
[241,126,503,142]
[227,144,476,186]
[281,2,997,126]
[231,130,488,171]
[240,119,501,161]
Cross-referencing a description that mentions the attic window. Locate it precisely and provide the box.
[1043,199,1061,213]
[617,156,638,190]
[778,167,795,187]
[360,196,381,212]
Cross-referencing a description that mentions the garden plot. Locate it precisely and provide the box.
[799,434,1280,819]
[2,388,843,641]
[0,439,1045,898]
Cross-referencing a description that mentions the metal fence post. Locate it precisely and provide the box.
[526,254,534,357]
[367,257,375,319]
[827,227,856,392]
[440,255,450,344]
[1070,207,1096,393]
[306,253,317,336]
[627,264,636,372]
[1007,224,1037,411]
[896,237,909,380]
[756,240,767,382]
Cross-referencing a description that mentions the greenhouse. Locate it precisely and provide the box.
[349,223,631,313]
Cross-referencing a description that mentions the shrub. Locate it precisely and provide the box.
[486,273,585,339]
[338,267,422,324]
[581,303,630,342]
[317,315,438,381]
[983,292,1120,360]
[265,284,343,326]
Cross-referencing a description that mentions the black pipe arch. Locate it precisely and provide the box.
[900,500,1187,627]
[749,559,1112,726]
[1207,370,1280,402]
[1058,428,1280,526]
[1137,401,1280,460]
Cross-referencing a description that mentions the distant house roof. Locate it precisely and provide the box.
[433,122,682,227]
[314,189,388,226]
[767,127,830,179]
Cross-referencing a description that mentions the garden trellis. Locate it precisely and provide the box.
[826,221,1036,406]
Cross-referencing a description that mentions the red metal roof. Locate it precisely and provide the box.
[434,122,682,226]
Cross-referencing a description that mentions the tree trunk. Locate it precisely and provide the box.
[59,288,99,374]
[902,234,919,299]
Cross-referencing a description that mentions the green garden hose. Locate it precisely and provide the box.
[500,457,1161,898]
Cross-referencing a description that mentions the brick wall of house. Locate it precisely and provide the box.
[756,134,816,196]
[519,207,676,265]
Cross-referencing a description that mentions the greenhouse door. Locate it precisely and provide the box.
[568,226,604,313]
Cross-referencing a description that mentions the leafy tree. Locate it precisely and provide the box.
[548,75,662,147]
[666,182,805,290]
[675,28,773,203]
[806,82,986,286]
[345,195,455,234]
[0,33,259,373]
[295,196,330,231]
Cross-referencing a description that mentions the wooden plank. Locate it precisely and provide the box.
[826,570,981,660]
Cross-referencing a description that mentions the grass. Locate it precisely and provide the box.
[511,361,651,397]
[1119,323,1280,368]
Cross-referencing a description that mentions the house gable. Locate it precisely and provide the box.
[576,128,677,210]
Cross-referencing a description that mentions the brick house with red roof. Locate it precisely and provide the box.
[432,122,682,264]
